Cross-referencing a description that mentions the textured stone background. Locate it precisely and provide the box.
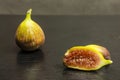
[0,0,120,15]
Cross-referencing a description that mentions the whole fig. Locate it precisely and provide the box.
[63,44,113,71]
[15,9,45,51]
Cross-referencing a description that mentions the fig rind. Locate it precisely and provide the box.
[63,45,113,71]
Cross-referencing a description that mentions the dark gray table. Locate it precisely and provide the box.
[0,15,119,80]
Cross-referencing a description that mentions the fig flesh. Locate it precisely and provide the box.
[63,45,113,71]
[15,9,45,51]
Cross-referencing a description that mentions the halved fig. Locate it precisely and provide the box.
[63,45,113,71]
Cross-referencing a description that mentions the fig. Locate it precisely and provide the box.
[15,9,45,51]
[63,44,113,71]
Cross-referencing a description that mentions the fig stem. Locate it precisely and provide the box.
[25,8,32,20]
[27,8,32,14]
[106,60,113,65]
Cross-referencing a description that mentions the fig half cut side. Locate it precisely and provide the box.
[63,45,113,71]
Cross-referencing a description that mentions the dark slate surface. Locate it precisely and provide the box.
[0,15,119,80]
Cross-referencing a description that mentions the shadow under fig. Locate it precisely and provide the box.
[62,66,112,80]
[17,49,44,65]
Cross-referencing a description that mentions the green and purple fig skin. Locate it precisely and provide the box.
[86,44,111,60]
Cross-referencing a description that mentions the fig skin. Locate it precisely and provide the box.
[15,9,45,51]
[63,45,113,71]
[86,44,111,60]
